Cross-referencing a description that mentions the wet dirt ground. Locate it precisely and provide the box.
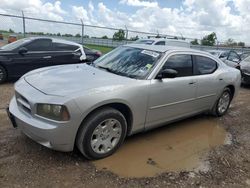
[0,83,250,187]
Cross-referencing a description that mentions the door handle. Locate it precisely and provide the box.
[189,82,196,85]
[43,56,51,59]
[219,78,223,81]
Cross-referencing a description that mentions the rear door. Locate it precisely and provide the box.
[193,55,221,110]
[51,42,80,65]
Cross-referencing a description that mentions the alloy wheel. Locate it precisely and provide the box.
[90,118,122,154]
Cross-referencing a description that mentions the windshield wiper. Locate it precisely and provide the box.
[97,65,114,73]
[97,65,138,79]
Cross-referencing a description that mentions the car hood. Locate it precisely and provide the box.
[24,64,133,96]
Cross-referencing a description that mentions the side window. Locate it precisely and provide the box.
[53,42,78,51]
[194,55,217,75]
[228,52,240,62]
[162,54,193,77]
[155,41,165,45]
[25,39,52,51]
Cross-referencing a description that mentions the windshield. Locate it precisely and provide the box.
[134,40,154,45]
[243,56,250,63]
[1,38,31,50]
[93,46,163,79]
[240,53,250,61]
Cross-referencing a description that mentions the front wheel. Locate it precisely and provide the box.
[0,65,7,84]
[76,107,127,160]
[213,88,232,117]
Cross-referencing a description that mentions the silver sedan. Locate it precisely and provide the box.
[7,44,241,159]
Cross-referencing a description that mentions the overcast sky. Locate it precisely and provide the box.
[0,0,250,43]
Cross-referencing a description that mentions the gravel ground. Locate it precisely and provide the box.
[0,83,250,188]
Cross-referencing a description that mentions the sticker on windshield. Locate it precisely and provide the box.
[141,50,160,58]
[145,64,152,69]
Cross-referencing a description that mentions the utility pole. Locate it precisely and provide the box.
[22,11,26,38]
[80,19,84,45]
[125,25,128,44]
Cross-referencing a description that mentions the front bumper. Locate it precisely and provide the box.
[8,97,73,151]
[7,79,83,152]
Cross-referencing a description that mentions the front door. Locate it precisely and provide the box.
[11,39,53,77]
[145,54,197,129]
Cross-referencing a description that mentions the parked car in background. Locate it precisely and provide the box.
[222,50,241,69]
[208,50,241,69]
[8,35,17,43]
[207,50,228,59]
[134,38,190,48]
[240,56,250,85]
[7,44,241,159]
[0,33,3,40]
[240,52,250,61]
[83,46,102,62]
[0,37,87,83]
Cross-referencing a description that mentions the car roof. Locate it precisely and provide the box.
[125,43,208,54]
[28,37,80,46]
[137,38,189,43]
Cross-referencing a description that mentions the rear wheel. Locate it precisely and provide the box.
[76,107,127,160]
[213,88,232,117]
[0,65,7,84]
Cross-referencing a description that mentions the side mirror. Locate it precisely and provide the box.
[18,47,28,54]
[156,68,178,79]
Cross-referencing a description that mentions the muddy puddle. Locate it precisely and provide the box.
[93,116,230,178]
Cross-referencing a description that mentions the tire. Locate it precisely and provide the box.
[76,107,127,160]
[212,88,232,117]
[0,65,7,84]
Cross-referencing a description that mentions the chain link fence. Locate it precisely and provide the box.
[0,12,249,53]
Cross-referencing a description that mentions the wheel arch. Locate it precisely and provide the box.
[76,101,134,140]
[0,62,8,80]
[226,85,235,99]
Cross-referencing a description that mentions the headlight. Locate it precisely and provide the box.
[36,104,70,121]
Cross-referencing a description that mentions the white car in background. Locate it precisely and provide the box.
[134,38,190,48]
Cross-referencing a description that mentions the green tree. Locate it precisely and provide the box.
[113,29,125,41]
[102,35,108,39]
[201,32,217,46]
[238,42,245,47]
[75,33,81,37]
[226,38,237,46]
[9,28,14,33]
[191,39,199,45]
[56,32,61,36]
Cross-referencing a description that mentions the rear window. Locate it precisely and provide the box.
[155,41,166,45]
[53,42,79,51]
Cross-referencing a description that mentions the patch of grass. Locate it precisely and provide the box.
[85,44,114,54]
